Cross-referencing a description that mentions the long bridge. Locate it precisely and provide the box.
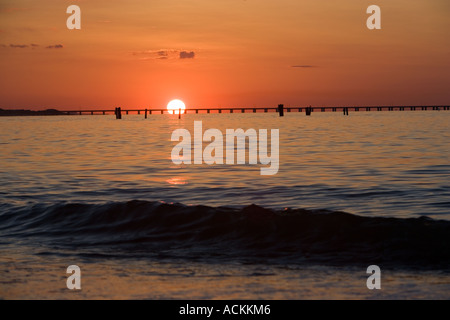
[59,105,450,119]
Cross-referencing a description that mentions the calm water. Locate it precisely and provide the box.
[1,112,449,218]
[1,111,450,299]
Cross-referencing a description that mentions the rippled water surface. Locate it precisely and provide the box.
[1,111,449,299]
[1,112,449,219]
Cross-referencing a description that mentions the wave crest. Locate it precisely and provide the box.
[1,200,450,268]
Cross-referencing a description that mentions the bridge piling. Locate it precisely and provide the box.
[278,104,284,117]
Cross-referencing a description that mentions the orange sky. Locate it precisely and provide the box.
[0,0,449,109]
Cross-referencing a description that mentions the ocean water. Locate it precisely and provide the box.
[1,111,450,299]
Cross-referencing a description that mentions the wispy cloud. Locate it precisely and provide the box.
[291,65,318,68]
[1,43,63,50]
[133,49,196,61]
[10,44,29,48]
[45,44,63,49]
[0,7,30,14]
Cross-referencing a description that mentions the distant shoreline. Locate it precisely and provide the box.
[0,109,66,116]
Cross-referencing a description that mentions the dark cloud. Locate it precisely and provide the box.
[180,51,195,59]
[46,44,63,49]
[291,65,317,68]
[31,43,39,47]
[10,44,29,48]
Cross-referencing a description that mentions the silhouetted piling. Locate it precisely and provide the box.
[278,104,284,117]
[145,108,147,119]
[115,107,122,119]
[306,106,312,116]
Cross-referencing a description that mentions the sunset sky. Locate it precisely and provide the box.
[0,0,449,109]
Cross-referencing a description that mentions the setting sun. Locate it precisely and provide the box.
[167,99,186,114]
